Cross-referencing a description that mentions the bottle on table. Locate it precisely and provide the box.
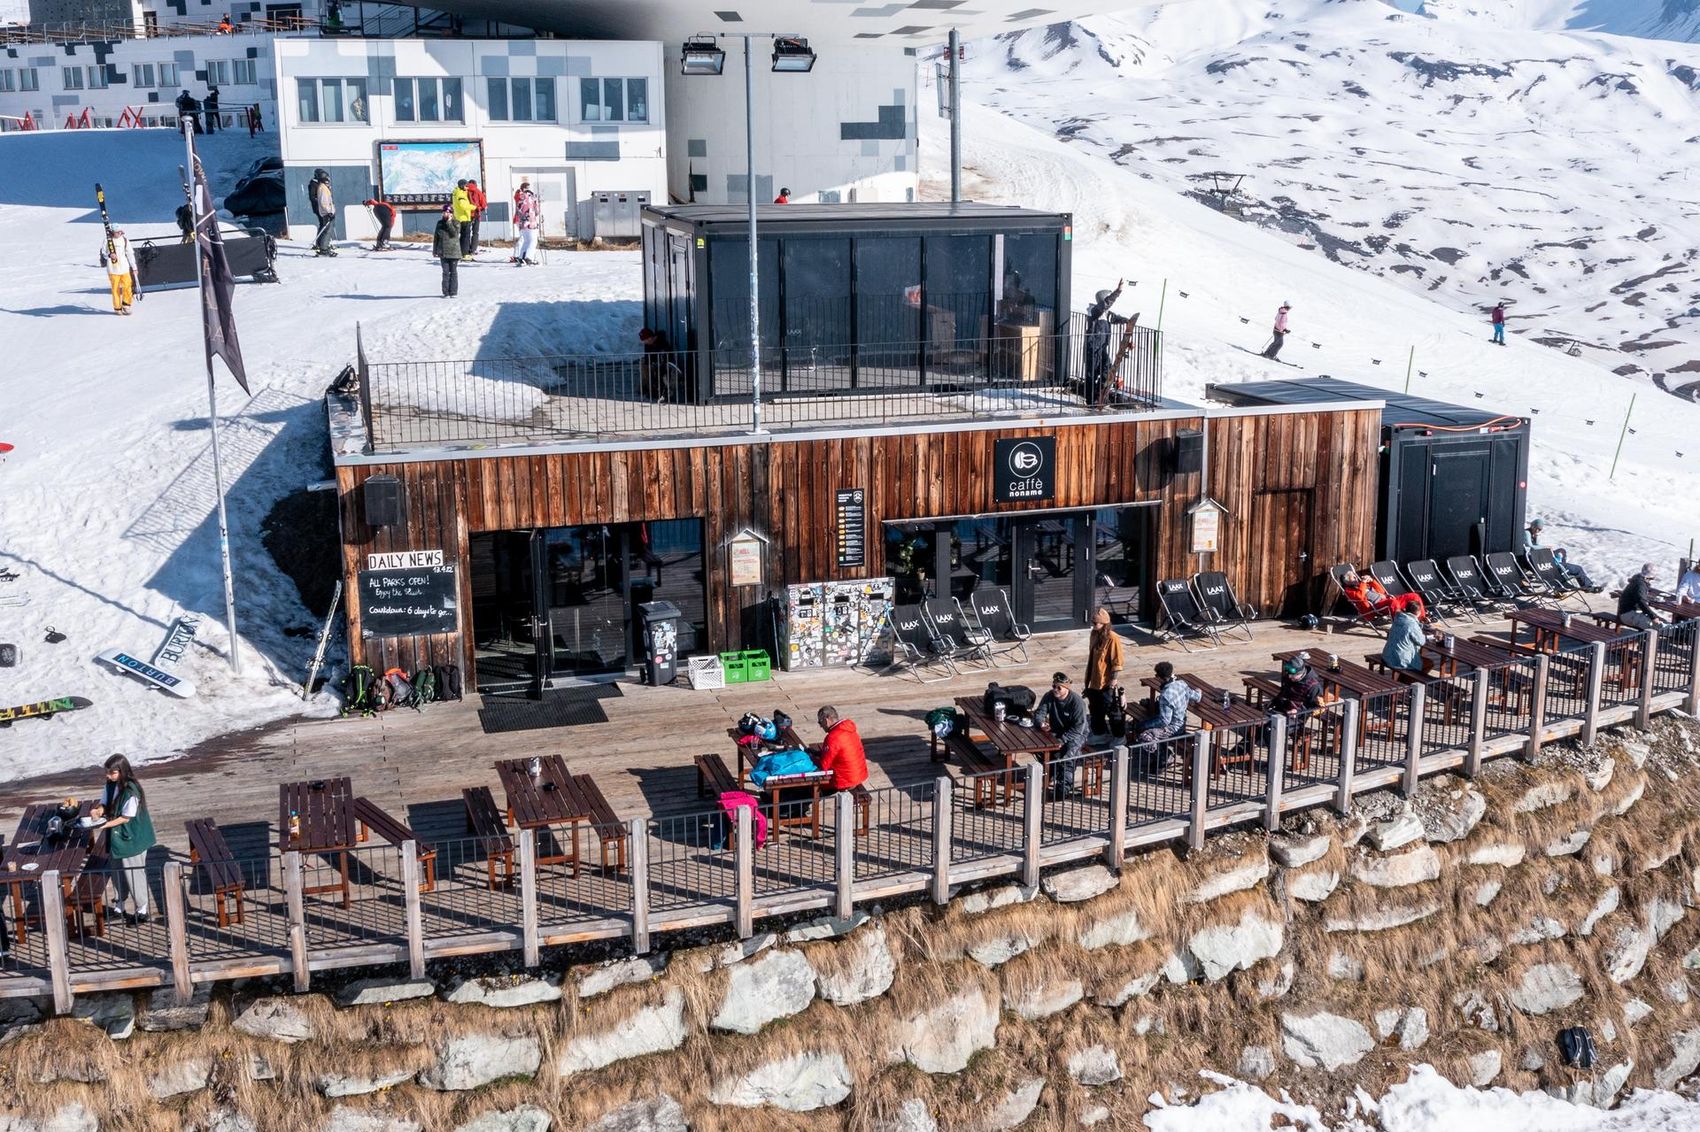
[288,810,301,840]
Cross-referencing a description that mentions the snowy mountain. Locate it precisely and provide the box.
[977,0,1700,397]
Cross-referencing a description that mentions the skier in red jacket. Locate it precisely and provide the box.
[465,180,488,257]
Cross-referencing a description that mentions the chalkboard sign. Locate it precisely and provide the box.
[357,565,459,638]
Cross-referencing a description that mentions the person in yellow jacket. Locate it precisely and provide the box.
[451,180,475,257]
[100,229,140,315]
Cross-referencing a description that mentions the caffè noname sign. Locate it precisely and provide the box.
[993,436,1056,503]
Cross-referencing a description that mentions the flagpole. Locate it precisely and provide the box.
[182,120,242,675]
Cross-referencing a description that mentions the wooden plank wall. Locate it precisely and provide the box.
[336,407,1381,681]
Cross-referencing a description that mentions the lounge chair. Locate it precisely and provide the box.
[1191,570,1255,641]
[1445,555,1512,614]
[1405,558,1482,624]
[923,596,992,669]
[1325,564,1392,630]
[1524,548,1589,608]
[1156,578,1219,650]
[1484,551,1556,606]
[968,587,1030,665]
[888,604,957,683]
[1371,560,1448,626]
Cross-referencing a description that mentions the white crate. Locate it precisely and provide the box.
[688,655,725,690]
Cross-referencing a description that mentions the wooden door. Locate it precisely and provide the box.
[1249,489,1316,618]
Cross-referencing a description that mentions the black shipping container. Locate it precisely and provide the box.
[640,202,1074,403]
[1206,377,1530,565]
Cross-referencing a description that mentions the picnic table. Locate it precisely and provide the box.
[1508,608,1643,691]
[953,695,1070,804]
[495,755,595,874]
[730,725,837,840]
[279,777,356,906]
[1654,599,1700,622]
[4,802,98,945]
[1138,673,1264,780]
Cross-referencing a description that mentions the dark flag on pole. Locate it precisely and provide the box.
[188,135,250,394]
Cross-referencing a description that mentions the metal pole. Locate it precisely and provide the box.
[744,36,763,435]
[1402,344,1415,393]
[183,119,242,674]
[948,28,961,203]
[1155,277,1168,334]
[1609,393,1635,481]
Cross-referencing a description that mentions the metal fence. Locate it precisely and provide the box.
[1039,749,1115,847]
[1655,622,1697,695]
[1416,675,1474,758]
[1285,703,1346,791]
[1543,649,1594,723]
[951,769,1024,865]
[1353,690,1409,774]
[647,810,733,914]
[855,782,935,882]
[1483,655,1538,742]
[1204,723,1268,815]
[1599,635,1646,710]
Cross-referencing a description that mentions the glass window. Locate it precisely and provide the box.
[321,77,344,122]
[296,76,319,123]
[397,77,463,124]
[159,62,178,87]
[346,78,367,122]
[394,78,416,122]
[885,524,940,605]
[511,77,531,122]
[296,77,366,124]
[0,71,12,93]
[233,59,256,85]
[1000,233,1058,324]
[62,67,83,90]
[626,77,648,122]
[579,76,602,121]
[534,77,555,121]
[131,64,154,88]
[922,235,991,351]
[854,237,922,382]
[949,518,1014,598]
[86,66,107,89]
[206,60,229,86]
[485,76,508,121]
[419,78,438,121]
[19,68,39,92]
[781,238,851,390]
[490,77,553,123]
[1091,507,1153,625]
[579,76,647,123]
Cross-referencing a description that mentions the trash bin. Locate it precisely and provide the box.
[637,600,683,686]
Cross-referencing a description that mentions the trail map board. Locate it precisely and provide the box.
[835,488,866,569]
[357,565,459,638]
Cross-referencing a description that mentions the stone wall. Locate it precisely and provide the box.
[5,718,1700,1130]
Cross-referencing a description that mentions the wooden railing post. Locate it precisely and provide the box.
[1263,716,1287,831]
[282,850,309,993]
[1582,641,1607,747]
[1402,683,1427,795]
[833,793,854,921]
[1335,700,1360,815]
[1686,624,1700,716]
[1021,762,1041,887]
[734,804,754,938]
[1637,630,1659,729]
[1527,655,1550,761]
[400,840,425,979]
[1187,732,1210,850]
[39,872,72,1015]
[931,777,952,905]
[518,828,539,968]
[162,860,192,1003]
[1105,745,1129,869]
[1465,669,1488,778]
[629,818,650,956]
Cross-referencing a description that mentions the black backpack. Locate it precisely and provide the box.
[1558,1026,1596,1070]
[984,682,1037,717]
[412,667,438,705]
[342,664,377,716]
[436,664,462,701]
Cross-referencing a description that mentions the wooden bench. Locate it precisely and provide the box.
[64,866,107,939]
[931,727,1011,808]
[462,786,515,890]
[695,752,740,797]
[353,798,437,892]
[185,817,245,927]
[570,774,629,874]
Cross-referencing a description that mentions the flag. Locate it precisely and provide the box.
[188,135,250,394]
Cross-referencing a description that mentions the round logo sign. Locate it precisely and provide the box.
[1008,441,1045,479]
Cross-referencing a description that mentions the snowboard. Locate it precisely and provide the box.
[0,696,92,726]
[96,649,197,698]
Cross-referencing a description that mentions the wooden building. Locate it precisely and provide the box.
[331,395,1380,692]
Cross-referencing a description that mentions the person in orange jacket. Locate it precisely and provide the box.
[814,705,868,792]
[465,179,488,257]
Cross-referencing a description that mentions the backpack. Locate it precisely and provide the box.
[1558,1026,1596,1070]
[435,664,462,701]
[925,706,964,738]
[384,667,416,709]
[412,667,438,705]
[343,664,377,716]
[984,682,1037,718]
[737,712,777,742]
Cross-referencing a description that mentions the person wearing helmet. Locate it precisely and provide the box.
[1262,301,1292,359]
[1269,654,1324,717]
[309,169,337,256]
[773,187,791,204]
[1084,279,1129,408]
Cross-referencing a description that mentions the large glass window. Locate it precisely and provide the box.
[131,63,154,88]
[395,76,463,123]
[62,67,83,90]
[922,235,991,353]
[708,237,780,359]
[579,76,649,123]
[885,524,940,606]
[86,66,107,89]
[1091,506,1154,625]
[159,62,178,87]
[999,232,1058,324]
[18,68,39,92]
[487,77,555,122]
[854,237,922,384]
[296,76,367,124]
[781,238,851,391]
[232,59,257,85]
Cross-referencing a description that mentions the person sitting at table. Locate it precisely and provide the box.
[1523,518,1602,592]
[1138,661,1200,755]
[1677,563,1700,604]
[1381,609,1436,677]
[1618,563,1671,634]
[1037,672,1091,799]
[1270,655,1326,718]
[815,706,869,796]
[1341,568,1426,622]
[98,754,157,925]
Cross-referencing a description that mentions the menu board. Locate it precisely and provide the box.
[357,565,459,638]
[835,488,866,569]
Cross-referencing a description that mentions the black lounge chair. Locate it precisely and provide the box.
[1324,563,1391,630]
[1191,570,1255,641]
[1484,551,1556,606]
[1405,558,1482,624]
[1371,560,1448,626]
[924,596,992,669]
[1446,555,1514,613]
[969,587,1030,665]
[1524,548,1589,607]
[888,603,957,683]
[1156,578,1218,650]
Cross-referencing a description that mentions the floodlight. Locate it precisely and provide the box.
[680,38,726,76]
[771,37,816,73]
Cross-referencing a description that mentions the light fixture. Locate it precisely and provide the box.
[680,37,725,76]
[771,36,816,73]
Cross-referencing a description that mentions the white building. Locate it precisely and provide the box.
[272,37,667,242]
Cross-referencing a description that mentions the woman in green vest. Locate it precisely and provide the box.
[99,754,157,924]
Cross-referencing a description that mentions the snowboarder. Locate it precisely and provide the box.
[99,227,140,315]
[433,203,462,298]
[363,196,396,251]
[451,180,475,257]
[1490,301,1506,346]
[1084,279,1128,407]
[204,85,220,134]
[773,187,791,204]
[309,169,337,256]
[465,179,487,256]
[1262,302,1291,359]
[174,89,201,133]
[512,181,541,266]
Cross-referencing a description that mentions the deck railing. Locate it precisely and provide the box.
[6,627,1694,1013]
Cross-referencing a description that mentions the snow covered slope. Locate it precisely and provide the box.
[977,0,1700,397]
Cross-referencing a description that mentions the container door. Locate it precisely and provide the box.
[1429,447,1491,561]
[1250,489,1316,617]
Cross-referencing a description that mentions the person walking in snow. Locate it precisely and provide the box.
[465,180,487,256]
[451,180,475,258]
[363,197,395,251]
[1084,279,1128,407]
[433,203,462,298]
[1490,301,1506,346]
[512,181,541,266]
[99,228,140,315]
[1262,301,1291,360]
[308,169,337,256]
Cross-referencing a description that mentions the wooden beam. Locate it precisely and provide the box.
[1402,683,1426,795]
[1264,715,1286,831]
[1465,668,1488,778]
[628,817,650,957]
[283,851,309,993]
[400,840,425,980]
[735,804,754,938]
[1637,630,1659,730]
[162,861,192,1003]
[931,776,952,905]
[1687,624,1700,716]
[1335,700,1360,815]
[1105,745,1129,869]
[1527,654,1549,761]
[1582,641,1607,747]
[40,872,72,1015]
[1188,732,1209,850]
[518,828,539,969]
[1021,762,1041,888]
[833,792,854,920]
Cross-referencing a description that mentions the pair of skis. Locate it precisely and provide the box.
[94,182,141,302]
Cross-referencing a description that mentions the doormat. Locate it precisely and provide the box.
[477,684,623,734]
